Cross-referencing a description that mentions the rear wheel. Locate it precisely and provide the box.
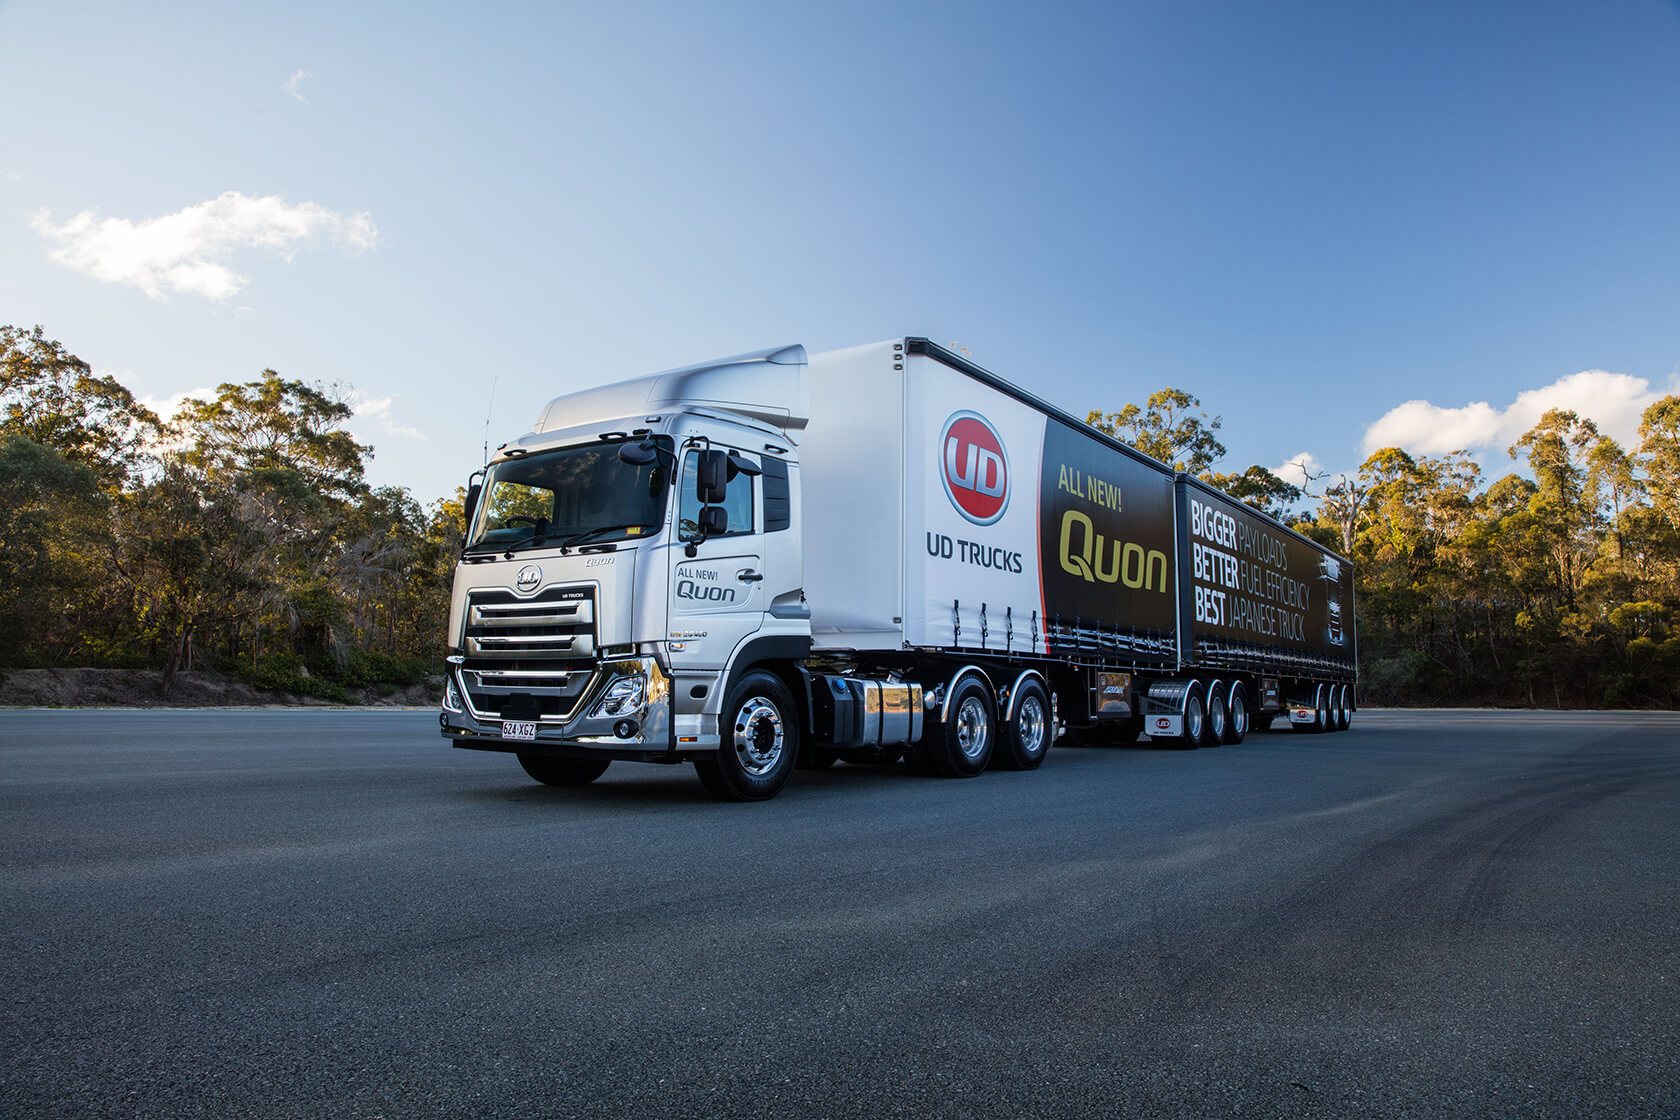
[994,677,1051,770]
[1316,686,1332,733]
[925,676,995,777]
[1223,682,1249,744]
[1205,681,1229,747]
[517,754,610,786]
[1163,684,1207,750]
[694,670,798,801]
[1335,685,1352,731]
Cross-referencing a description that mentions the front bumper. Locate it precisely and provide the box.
[440,655,675,757]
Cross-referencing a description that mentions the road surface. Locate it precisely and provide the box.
[3,708,1677,1118]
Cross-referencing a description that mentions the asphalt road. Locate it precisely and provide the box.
[2,708,1677,1119]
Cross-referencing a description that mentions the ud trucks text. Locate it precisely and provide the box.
[439,338,1358,800]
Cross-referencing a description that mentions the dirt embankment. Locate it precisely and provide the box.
[0,668,443,709]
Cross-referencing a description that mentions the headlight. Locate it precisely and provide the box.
[590,674,646,717]
[442,673,465,713]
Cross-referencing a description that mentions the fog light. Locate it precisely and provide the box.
[614,719,639,739]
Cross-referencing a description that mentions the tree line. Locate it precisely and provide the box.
[1,325,463,698]
[3,324,1675,707]
[1090,387,1680,708]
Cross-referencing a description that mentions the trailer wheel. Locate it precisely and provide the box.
[1204,681,1229,747]
[694,670,798,801]
[1334,685,1352,731]
[1223,682,1249,744]
[517,755,611,786]
[1161,684,1207,750]
[995,677,1051,770]
[1316,686,1332,733]
[927,676,995,777]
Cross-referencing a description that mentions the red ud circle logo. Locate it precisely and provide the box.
[940,411,1009,525]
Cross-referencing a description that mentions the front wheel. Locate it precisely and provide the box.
[925,675,995,777]
[694,670,798,801]
[994,677,1051,770]
[518,754,611,786]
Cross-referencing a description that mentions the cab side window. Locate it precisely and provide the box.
[678,451,755,539]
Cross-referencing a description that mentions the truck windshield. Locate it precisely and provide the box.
[464,439,673,554]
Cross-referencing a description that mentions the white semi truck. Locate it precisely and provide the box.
[440,338,1358,800]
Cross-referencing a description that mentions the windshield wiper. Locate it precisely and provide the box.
[555,524,656,552]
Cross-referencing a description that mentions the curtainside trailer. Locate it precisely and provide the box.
[439,338,1358,799]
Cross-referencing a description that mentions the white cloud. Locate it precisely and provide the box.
[1362,369,1679,457]
[31,191,378,302]
[137,386,217,424]
[350,392,425,442]
[1272,452,1324,488]
[284,69,312,103]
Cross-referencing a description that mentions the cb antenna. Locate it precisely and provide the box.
[482,376,497,467]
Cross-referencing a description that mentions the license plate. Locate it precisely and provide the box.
[501,721,537,741]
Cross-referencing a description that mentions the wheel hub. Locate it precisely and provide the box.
[956,695,989,761]
[1018,696,1045,755]
[733,697,784,776]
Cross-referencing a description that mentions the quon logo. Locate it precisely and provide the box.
[939,411,1009,526]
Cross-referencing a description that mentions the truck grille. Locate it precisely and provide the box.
[463,586,596,660]
[459,586,598,721]
[460,663,593,720]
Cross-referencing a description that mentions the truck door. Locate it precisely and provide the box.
[668,446,764,669]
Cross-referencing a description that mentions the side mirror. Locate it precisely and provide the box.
[726,450,762,479]
[698,506,729,536]
[463,482,482,530]
[618,440,659,466]
[698,449,729,504]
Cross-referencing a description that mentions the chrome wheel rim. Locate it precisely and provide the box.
[1230,690,1248,737]
[1185,695,1205,743]
[1017,694,1046,758]
[956,694,990,762]
[732,697,784,776]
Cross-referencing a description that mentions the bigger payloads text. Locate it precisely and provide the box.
[1189,497,1312,641]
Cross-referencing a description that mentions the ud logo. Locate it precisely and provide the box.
[515,564,542,592]
[939,411,1009,526]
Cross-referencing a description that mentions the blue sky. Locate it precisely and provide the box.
[3,0,1677,504]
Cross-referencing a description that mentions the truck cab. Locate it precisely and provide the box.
[439,345,810,795]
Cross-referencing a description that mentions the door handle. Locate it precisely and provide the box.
[737,569,764,582]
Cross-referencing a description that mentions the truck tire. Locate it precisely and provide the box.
[517,754,611,786]
[1290,686,1328,734]
[1223,682,1249,744]
[926,675,995,777]
[1334,685,1352,731]
[1316,686,1332,733]
[994,677,1051,770]
[1162,683,1208,750]
[1204,681,1229,747]
[694,670,798,801]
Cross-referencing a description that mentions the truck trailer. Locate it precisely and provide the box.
[439,338,1358,800]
